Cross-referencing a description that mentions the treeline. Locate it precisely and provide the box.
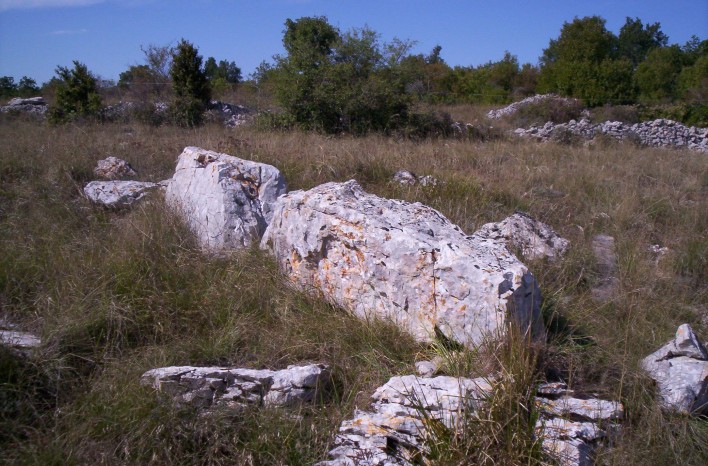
[3,15,706,131]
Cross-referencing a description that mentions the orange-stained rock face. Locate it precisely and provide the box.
[262,180,545,349]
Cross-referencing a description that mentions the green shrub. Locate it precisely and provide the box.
[169,39,211,127]
[47,61,102,123]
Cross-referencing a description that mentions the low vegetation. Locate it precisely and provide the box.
[0,113,706,464]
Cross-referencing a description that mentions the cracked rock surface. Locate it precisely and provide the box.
[473,211,570,261]
[642,324,708,414]
[83,180,159,208]
[140,363,330,409]
[165,147,287,252]
[316,374,493,466]
[261,180,544,349]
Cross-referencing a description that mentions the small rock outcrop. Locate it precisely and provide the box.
[535,382,624,466]
[590,235,618,302]
[473,212,570,261]
[317,374,494,465]
[391,170,439,187]
[487,94,580,120]
[514,118,708,153]
[642,324,708,414]
[140,363,331,409]
[165,147,287,252]
[0,96,48,117]
[83,180,159,208]
[261,180,545,350]
[93,156,137,180]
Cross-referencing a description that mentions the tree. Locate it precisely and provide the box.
[17,77,40,97]
[0,76,16,98]
[169,39,210,127]
[48,61,102,123]
[541,16,617,66]
[635,45,686,102]
[539,16,637,105]
[273,17,415,133]
[618,17,668,66]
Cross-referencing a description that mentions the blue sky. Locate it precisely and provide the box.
[0,0,706,84]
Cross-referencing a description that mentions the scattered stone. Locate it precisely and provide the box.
[414,360,438,378]
[514,118,707,153]
[473,211,570,261]
[140,363,331,409]
[83,180,159,208]
[261,180,545,350]
[641,324,708,414]
[93,156,137,180]
[591,235,618,302]
[165,147,287,252]
[0,330,41,356]
[391,170,439,187]
[317,374,493,466]
[0,96,48,117]
[487,94,580,120]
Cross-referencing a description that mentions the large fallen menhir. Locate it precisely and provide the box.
[261,180,545,349]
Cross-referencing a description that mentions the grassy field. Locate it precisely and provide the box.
[1,115,706,465]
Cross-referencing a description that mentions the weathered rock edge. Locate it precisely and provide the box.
[165,147,287,252]
[140,363,331,409]
[642,324,708,414]
[261,180,544,349]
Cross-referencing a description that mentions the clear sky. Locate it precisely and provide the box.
[0,0,706,84]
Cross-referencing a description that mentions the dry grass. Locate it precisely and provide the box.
[1,113,706,464]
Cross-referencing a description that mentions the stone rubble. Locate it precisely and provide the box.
[514,118,708,153]
[93,156,138,180]
[487,94,581,120]
[391,170,439,187]
[641,324,708,414]
[165,147,287,252]
[316,374,494,466]
[472,211,570,261]
[206,100,252,127]
[140,363,331,409]
[535,382,624,466]
[318,376,622,466]
[261,180,545,350]
[83,180,160,208]
[0,96,48,117]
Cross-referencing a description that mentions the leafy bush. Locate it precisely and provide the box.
[47,61,102,123]
[507,98,586,127]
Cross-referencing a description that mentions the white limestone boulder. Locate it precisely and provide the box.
[261,180,545,349]
[642,324,708,414]
[140,363,330,409]
[165,147,287,252]
[473,211,570,261]
[83,180,159,208]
